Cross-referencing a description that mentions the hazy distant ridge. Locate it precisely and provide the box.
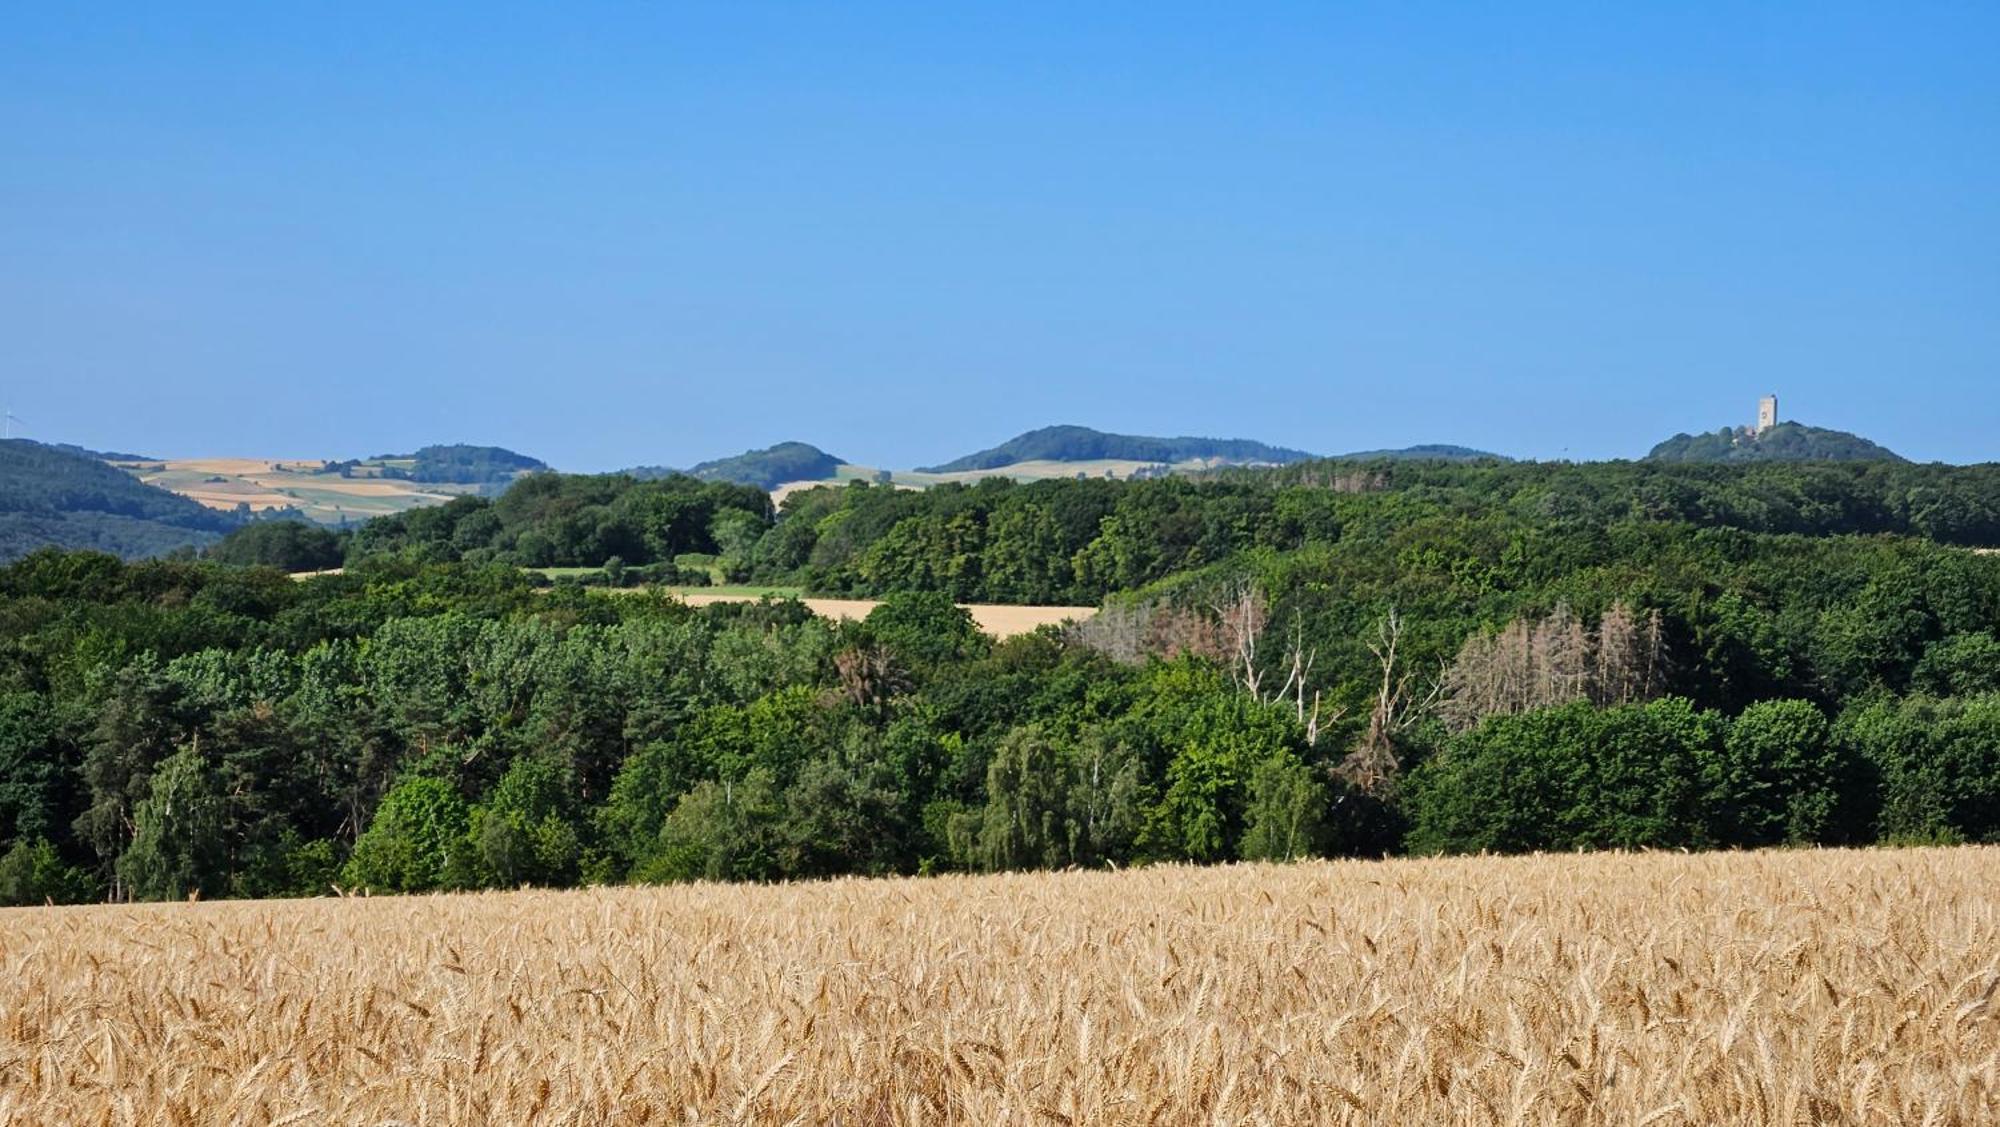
[627,441,846,490]
[1331,443,1508,462]
[919,425,1316,473]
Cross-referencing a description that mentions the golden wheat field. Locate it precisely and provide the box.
[2,848,1997,1125]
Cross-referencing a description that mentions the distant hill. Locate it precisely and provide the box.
[1332,444,1509,463]
[370,444,547,484]
[921,425,1315,473]
[1647,423,1906,464]
[0,439,239,562]
[51,442,155,462]
[629,442,845,491]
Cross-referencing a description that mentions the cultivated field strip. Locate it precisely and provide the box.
[0,848,1996,1124]
[671,593,1097,638]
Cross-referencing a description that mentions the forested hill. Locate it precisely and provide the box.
[919,425,1315,472]
[629,442,845,490]
[50,442,155,462]
[1331,444,1508,462]
[1647,422,1906,463]
[372,444,547,483]
[0,439,238,562]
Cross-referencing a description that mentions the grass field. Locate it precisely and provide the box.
[2,847,1995,1123]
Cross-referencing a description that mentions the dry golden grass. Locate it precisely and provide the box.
[957,603,1099,637]
[673,593,1097,638]
[2,848,1997,1124]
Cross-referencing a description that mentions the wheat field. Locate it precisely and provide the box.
[1,848,1996,1124]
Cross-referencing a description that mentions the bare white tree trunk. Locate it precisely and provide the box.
[1341,609,1440,795]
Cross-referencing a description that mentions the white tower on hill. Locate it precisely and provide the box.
[1756,394,1778,435]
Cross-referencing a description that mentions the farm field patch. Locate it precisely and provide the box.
[111,458,483,523]
[514,574,1096,637]
[673,593,1095,637]
[2,847,1994,1123]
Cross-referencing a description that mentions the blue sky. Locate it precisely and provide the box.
[3,3,1995,469]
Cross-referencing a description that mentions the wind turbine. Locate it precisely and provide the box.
[1,408,22,441]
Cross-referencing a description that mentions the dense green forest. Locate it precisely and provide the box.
[0,440,239,564]
[205,521,345,573]
[1647,422,1905,463]
[4,450,2000,903]
[343,472,773,575]
[333,458,2000,603]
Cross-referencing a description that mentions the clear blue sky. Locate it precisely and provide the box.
[4,3,1995,469]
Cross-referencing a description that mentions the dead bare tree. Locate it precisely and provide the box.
[1442,600,1674,731]
[1593,600,1638,706]
[1073,578,1355,749]
[832,644,906,714]
[1270,618,1346,748]
[1213,581,1270,699]
[1147,602,1226,663]
[1536,602,1592,707]
[1211,582,1347,747]
[1641,607,1669,700]
[1068,601,1148,664]
[1340,609,1442,795]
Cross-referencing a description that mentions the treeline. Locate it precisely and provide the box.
[347,473,773,570]
[261,458,2000,603]
[1407,695,2000,854]
[3,512,1999,902]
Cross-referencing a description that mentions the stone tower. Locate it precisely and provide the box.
[1756,394,1778,435]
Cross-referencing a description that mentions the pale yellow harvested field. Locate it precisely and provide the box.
[903,456,1225,486]
[115,457,473,518]
[2,848,1996,1124]
[766,457,1235,502]
[163,485,302,510]
[118,457,321,475]
[293,481,456,499]
[674,593,1096,637]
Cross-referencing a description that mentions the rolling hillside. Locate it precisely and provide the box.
[918,425,1316,473]
[364,444,547,483]
[1332,443,1509,462]
[629,441,846,490]
[1648,422,1906,463]
[0,439,239,561]
[109,445,544,524]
